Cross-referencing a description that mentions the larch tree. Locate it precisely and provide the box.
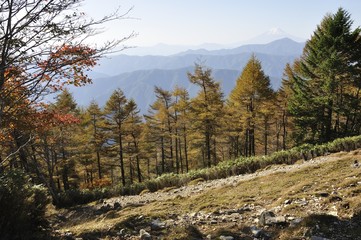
[50,89,79,190]
[124,99,143,183]
[275,63,297,150]
[86,101,106,180]
[228,55,274,156]
[172,86,190,173]
[143,87,174,174]
[154,86,175,171]
[188,64,224,167]
[104,88,131,186]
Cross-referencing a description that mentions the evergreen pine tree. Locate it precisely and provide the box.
[289,8,361,143]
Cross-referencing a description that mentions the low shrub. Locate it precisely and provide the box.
[120,182,146,196]
[0,170,49,239]
[56,135,361,208]
[56,187,114,208]
[145,135,361,193]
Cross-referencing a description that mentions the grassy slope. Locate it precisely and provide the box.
[52,150,361,239]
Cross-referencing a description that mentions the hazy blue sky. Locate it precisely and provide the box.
[82,0,361,47]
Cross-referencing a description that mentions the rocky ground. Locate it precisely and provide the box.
[51,150,361,240]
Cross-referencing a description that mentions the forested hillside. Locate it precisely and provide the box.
[0,2,361,239]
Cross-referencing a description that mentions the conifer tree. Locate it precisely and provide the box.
[229,55,273,156]
[289,8,361,143]
[51,89,79,190]
[188,64,224,167]
[82,101,107,180]
[143,87,174,174]
[124,99,143,183]
[154,87,175,171]
[105,88,131,186]
[275,63,296,150]
[172,86,190,173]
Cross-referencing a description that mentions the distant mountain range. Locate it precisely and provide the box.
[68,37,305,114]
[121,27,305,56]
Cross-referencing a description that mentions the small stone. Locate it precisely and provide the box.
[352,160,359,168]
[250,226,270,239]
[298,200,308,206]
[259,211,275,226]
[289,218,303,227]
[237,206,252,213]
[139,229,151,240]
[219,236,234,240]
[250,226,262,237]
[118,228,126,236]
[259,210,287,226]
[284,199,292,205]
[151,218,165,230]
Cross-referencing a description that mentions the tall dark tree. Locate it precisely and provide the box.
[289,8,361,143]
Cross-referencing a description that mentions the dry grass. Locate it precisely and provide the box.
[53,150,361,239]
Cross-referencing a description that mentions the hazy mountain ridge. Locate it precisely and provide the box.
[72,67,241,113]
[120,28,305,56]
[71,38,305,113]
[175,38,304,56]
[94,38,304,76]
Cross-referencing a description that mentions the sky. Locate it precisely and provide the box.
[81,0,361,48]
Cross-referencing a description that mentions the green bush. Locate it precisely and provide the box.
[56,187,114,208]
[0,170,49,239]
[143,135,361,193]
[120,182,146,195]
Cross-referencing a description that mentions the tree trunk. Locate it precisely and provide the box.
[175,128,180,174]
[183,125,189,173]
[119,129,125,186]
[213,138,217,165]
[282,110,287,150]
[96,150,102,179]
[178,138,183,173]
[205,129,211,168]
[264,116,268,155]
[161,136,165,174]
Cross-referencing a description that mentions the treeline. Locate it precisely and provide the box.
[1,8,361,206]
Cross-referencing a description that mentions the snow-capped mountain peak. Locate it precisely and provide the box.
[267,27,287,35]
[246,27,305,44]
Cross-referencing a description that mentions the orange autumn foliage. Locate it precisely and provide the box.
[38,44,98,91]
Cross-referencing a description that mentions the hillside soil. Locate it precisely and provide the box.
[49,150,361,240]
